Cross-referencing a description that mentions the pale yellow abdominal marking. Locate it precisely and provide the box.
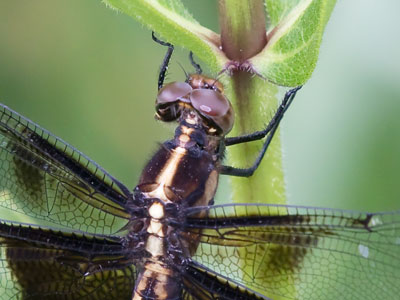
[137,130,192,299]
[144,147,188,260]
[147,202,165,237]
[179,126,194,145]
[178,134,190,143]
[149,202,164,219]
[145,147,187,202]
[185,118,196,125]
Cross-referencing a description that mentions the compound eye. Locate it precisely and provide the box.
[190,89,228,117]
[157,82,192,104]
[190,89,234,134]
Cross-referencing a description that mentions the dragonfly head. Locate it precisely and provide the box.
[155,74,234,136]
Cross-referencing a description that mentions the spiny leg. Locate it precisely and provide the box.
[189,51,202,74]
[152,32,174,90]
[224,86,302,146]
[220,86,302,177]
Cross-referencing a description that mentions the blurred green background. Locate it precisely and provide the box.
[0,0,399,212]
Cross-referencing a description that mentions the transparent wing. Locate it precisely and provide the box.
[181,204,400,300]
[0,220,137,300]
[182,262,269,300]
[0,104,132,234]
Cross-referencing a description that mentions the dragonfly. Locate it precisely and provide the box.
[0,33,399,300]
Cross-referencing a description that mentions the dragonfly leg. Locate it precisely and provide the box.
[224,86,302,146]
[152,32,174,90]
[189,51,202,74]
[220,86,302,177]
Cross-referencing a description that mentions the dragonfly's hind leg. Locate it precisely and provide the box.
[220,86,302,177]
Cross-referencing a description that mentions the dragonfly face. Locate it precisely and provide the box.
[0,35,399,300]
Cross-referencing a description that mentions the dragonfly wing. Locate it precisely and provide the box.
[0,220,137,300]
[0,104,133,234]
[182,262,270,300]
[182,204,400,300]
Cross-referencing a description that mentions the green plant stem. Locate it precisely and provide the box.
[218,0,286,206]
[219,0,267,61]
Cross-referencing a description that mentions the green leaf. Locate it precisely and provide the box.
[101,0,336,86]
[251,0,337,86]
[266,0,302,28]
[102,0,225,73]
